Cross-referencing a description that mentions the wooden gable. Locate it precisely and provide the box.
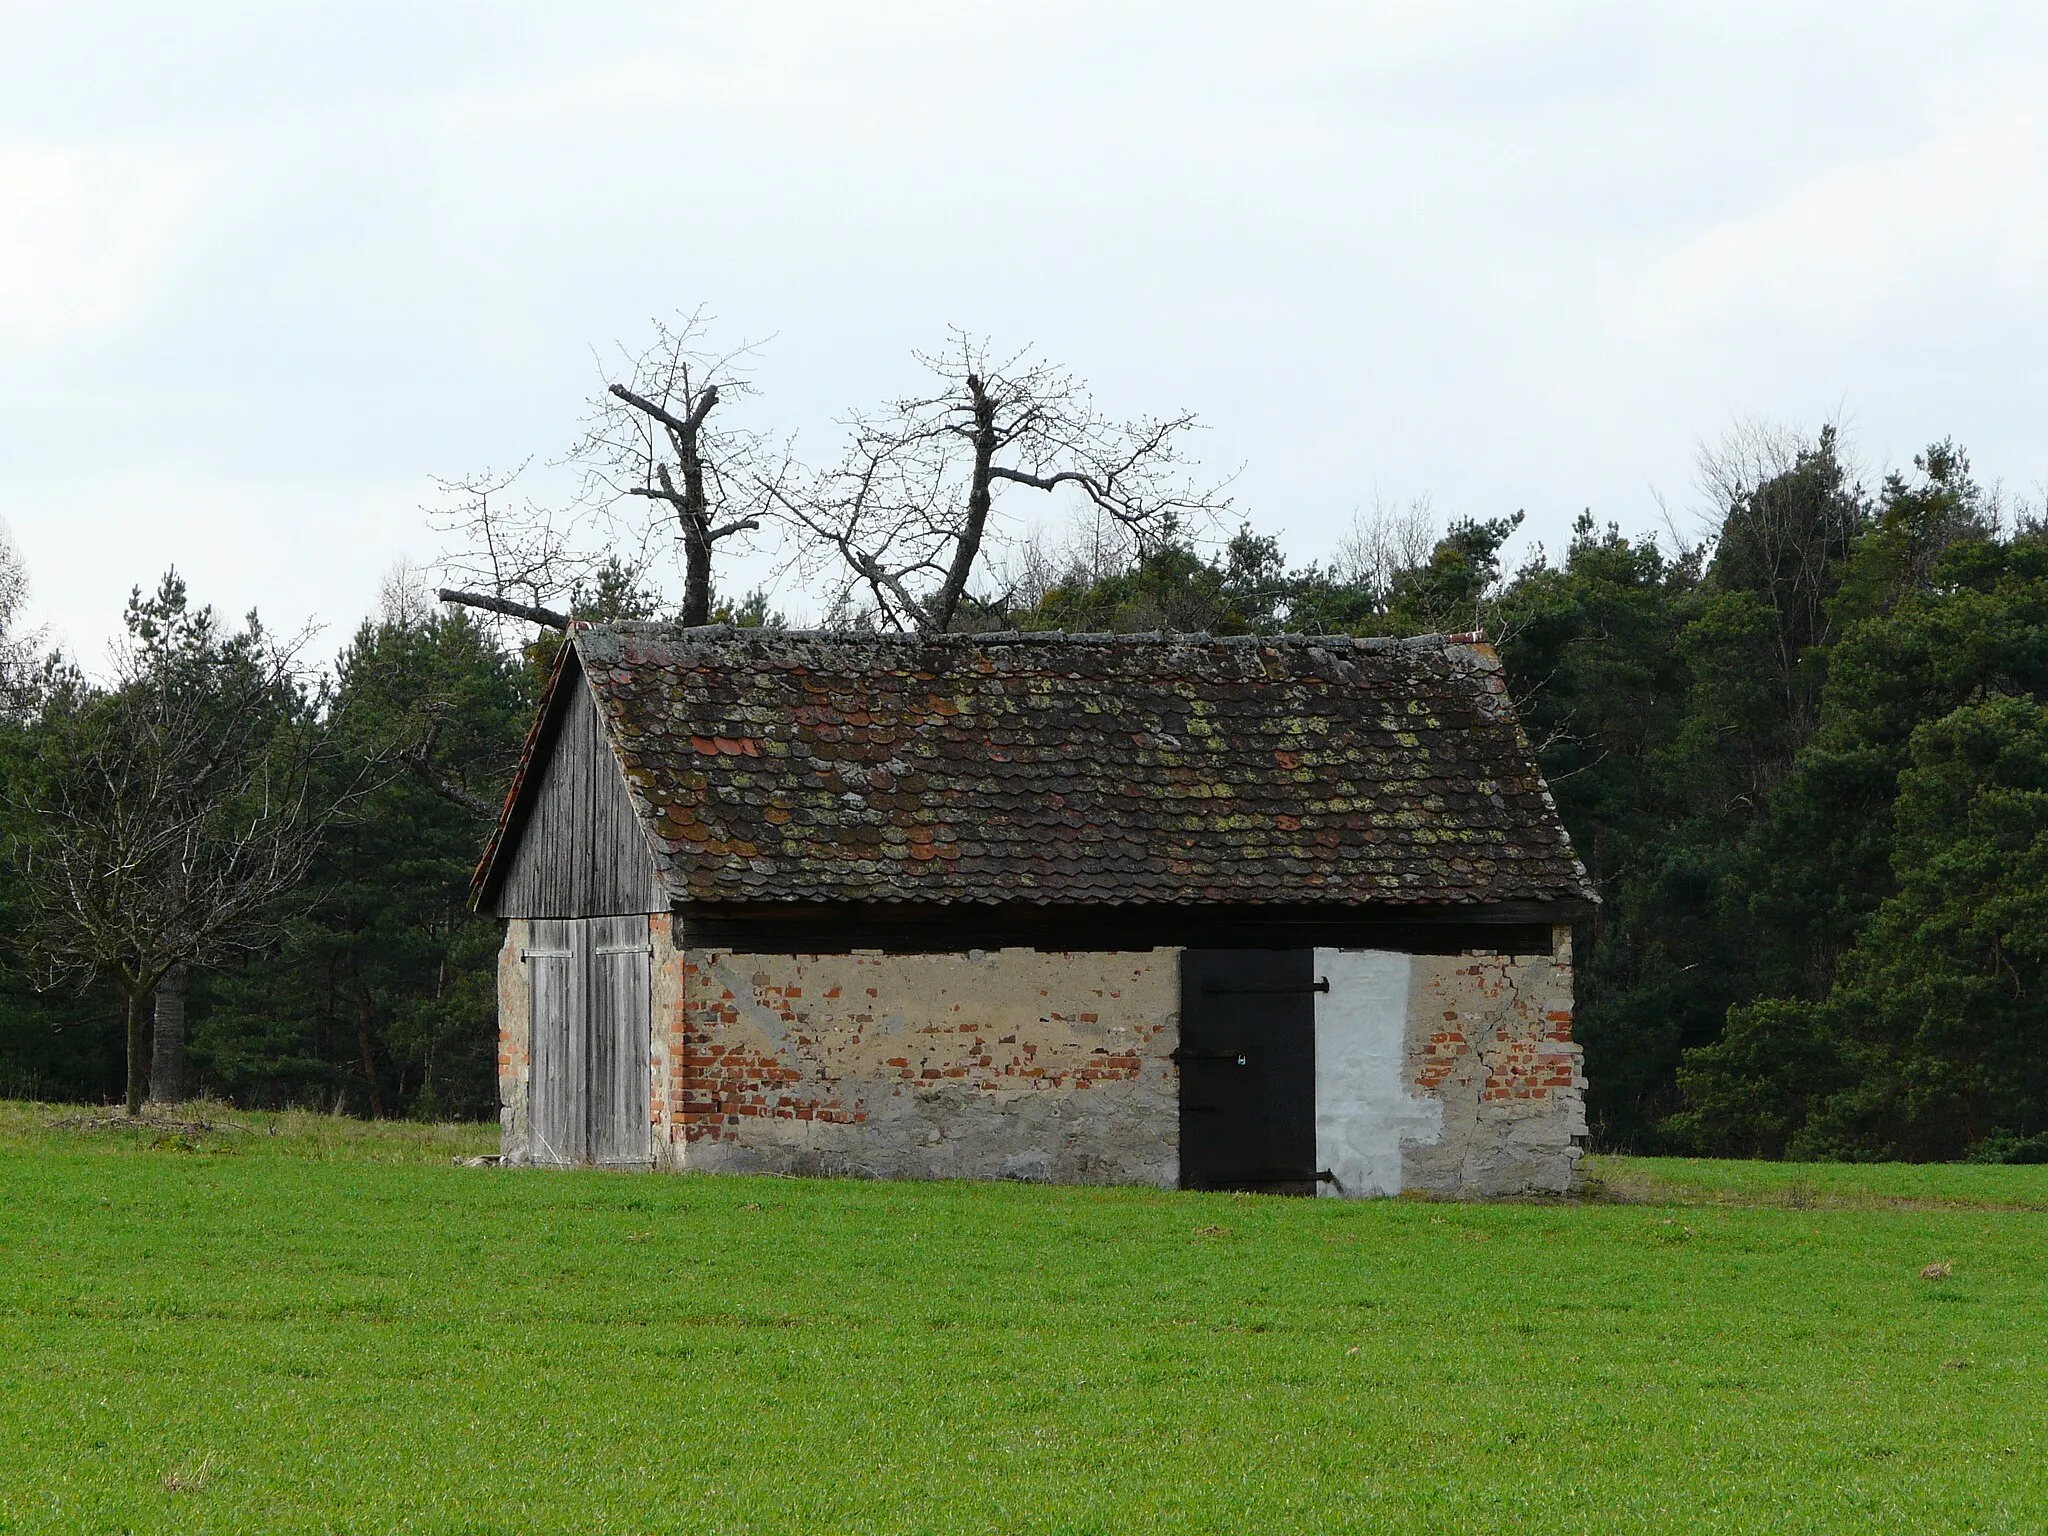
[485,660,667,920]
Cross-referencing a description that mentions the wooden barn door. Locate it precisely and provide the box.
[526,920,584,1167]
[525,916,652,1168]
[1177,950,1320,1194]
[588,915,653,1168]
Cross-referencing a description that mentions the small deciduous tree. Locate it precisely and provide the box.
[1333,495,1439,610]
[8,575,375,1113]
[1696,422,1867,746]
[428,462,576,630]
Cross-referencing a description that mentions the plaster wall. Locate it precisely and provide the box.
[657,939,1181,1187]
[1304,936,1584,1196]
[1313,948,1441,1196]
[1397,927,1586,1196]
[496,918,534,1160]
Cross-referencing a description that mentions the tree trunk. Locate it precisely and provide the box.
[355,987,385,1118]
[123,984,150,1115]
[928,375,999,633]
[616,380,736,626]
[148,964,189,1106]
[682,525,712,626]
[678,410,712,626]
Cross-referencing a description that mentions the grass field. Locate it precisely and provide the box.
[2,1103,2044,1534]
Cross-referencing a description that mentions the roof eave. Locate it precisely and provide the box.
[468,631,586,912]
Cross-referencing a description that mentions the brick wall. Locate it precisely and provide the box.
[496,919,533,1158]
[1399,927,1586,1196]
[651,940,1181,1187]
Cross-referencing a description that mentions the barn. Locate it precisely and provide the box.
[473,624,1597,1197]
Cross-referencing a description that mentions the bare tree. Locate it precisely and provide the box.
[1334,493,1438,606]
[433,310,773,630]
[773,332,1232,633]
[0,519,51,715]
[1693,416,1809,533]
[10,575,377,1113]
[574,311,773,626]
[992,510,1122,617]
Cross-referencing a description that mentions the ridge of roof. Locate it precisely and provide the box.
[576,622,1491,651]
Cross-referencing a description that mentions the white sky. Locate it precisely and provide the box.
[3,2,2045,661]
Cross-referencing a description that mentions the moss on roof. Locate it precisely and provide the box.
[505,625,1595,911]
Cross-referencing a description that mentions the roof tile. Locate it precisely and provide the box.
[547,625,1594,909]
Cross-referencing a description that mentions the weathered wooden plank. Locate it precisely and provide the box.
[589,913,652,1167]
[492,671,668,919]
[525,914,651,1167]
[525,918,581,1166]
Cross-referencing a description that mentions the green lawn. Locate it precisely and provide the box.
[2,1104,2044,1534]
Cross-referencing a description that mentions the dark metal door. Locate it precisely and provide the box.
[1177,950,1320,1194]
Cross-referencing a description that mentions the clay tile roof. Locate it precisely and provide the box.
[549,624,1594,910]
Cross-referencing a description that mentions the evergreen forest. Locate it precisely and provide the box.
[3,425,2043,1164]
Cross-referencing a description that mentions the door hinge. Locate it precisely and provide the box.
[521,949,573,961]
[595,944,654,957]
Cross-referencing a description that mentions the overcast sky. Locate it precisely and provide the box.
[3,2,2044,662]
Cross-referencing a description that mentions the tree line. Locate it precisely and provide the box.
[1008,430,2047,1163]
[0,570,532,1118]
[0,312,2040,1162]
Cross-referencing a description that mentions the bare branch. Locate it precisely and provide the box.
[435,588,570,631]
[414,771,499,818]
[626,486,686,508]
[609,380,719,442]
[426,462,596,633]
[398,709,503,817]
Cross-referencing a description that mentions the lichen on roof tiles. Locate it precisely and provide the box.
[546,625,1596,910]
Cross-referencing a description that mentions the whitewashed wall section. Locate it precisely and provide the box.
[1312,949,1439,1195]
